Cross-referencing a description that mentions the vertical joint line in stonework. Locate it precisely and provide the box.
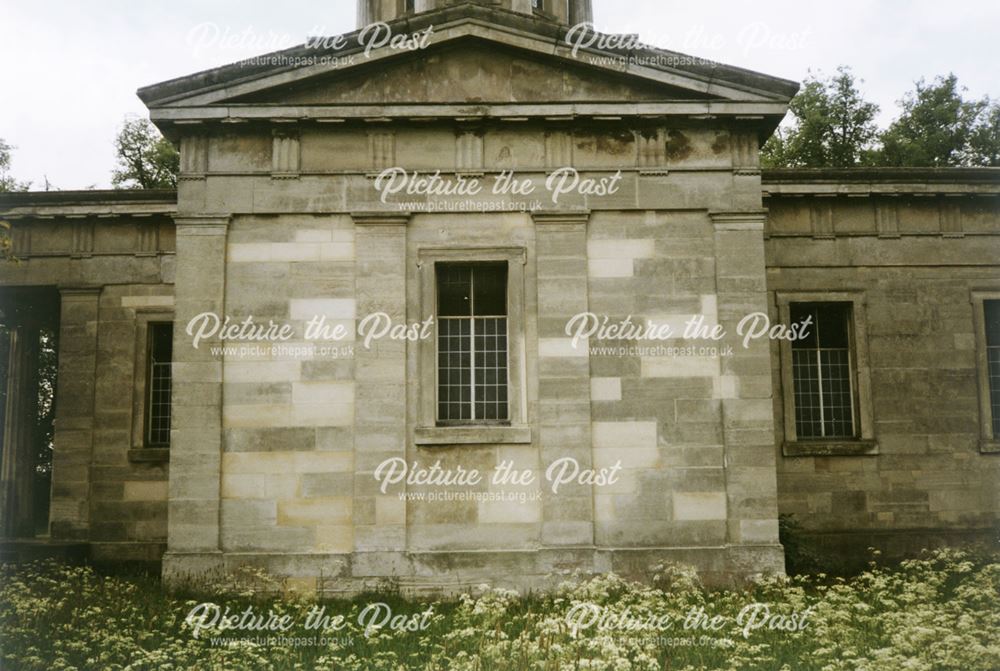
[271,126,301,179]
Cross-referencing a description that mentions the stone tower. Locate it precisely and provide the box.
[358,0,593,27]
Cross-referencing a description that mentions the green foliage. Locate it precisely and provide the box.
[1,550,998,670]
[766,70,1000,168]
[111,118,179,190]
[1,138,30,261]
[874,74,993,167]
[762,66,880,168]
[0,139,31,193]
[0,220,12,262]
[967,102,1000,166]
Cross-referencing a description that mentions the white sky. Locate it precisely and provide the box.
[2,0,998,189]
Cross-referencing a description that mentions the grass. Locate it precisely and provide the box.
[1,549,998,670]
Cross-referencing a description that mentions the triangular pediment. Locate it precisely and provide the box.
[139,8,798,113]
[227,40,711,106]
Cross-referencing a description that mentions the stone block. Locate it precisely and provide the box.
[225,361,301,384]
[221,499,278,527]
[673,492,728,521]
[375,496,406,526]
[478,499,541,524]
[300,472,354,498]
[590,377,622,401]
[122,480,169,502]
[588,258,634,278]
[222,473,298,500]
[278,498,352,526]
[642,356,719,378]
[587,239,655,259]
[315,526,354,553]
[592,421,657,449]
[290,298,356,320]
[539,337,588,358]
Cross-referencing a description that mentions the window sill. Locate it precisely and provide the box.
[128,448,170,464]
[415,426,532,447]
[980,441,1000,454]
[782,440,878,457]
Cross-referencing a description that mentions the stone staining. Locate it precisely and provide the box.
[809,198,835,239]
[939,197,964,237]
[179,135,208,179]
[876,198,900,238]
[272,130,301,178]
[368,131,396,171]
[70,218,95,259]
[730,131,758,175]
[455,127,484,173]
[545,129,573,169]
[636,127,667,173]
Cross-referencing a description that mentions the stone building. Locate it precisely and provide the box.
[0,0,997,590]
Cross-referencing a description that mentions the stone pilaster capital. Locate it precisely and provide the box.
[57,285,102,298]
[709,210,767,231]
[531,210,591,229]
[350,212,411,227]
[172,214,231,235]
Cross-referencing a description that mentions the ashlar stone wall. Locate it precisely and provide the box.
[764,182,1000,565]
[161,120,782,591]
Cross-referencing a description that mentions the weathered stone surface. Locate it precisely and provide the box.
[3,1,998,593]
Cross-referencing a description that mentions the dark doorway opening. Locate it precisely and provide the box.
[0,287,60,538]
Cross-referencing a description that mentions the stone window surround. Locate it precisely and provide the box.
[971,291,1000,454]
[128,309,174,463]
[776,290,878,457]
[414,246,531,447]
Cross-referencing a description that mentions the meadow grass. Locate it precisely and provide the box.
[1,549,998,670]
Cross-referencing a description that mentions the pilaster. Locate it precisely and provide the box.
[709,211,783,564]
[49,287,101,540]
[532,211,594,546]
[351,213,410,552]
[165,215,229,556]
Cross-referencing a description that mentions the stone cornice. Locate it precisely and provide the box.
[0,190,177,220]
[149,102,792,127]
[762,168,1000,196]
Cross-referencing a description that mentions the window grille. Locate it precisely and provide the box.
[790,303,856,439]
[436,263,509,423]
[986,300,1000,436]
[146,322,173,447]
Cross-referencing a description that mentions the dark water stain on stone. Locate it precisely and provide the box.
[711,132,729,155]
[595,130,636,155]
[666,130,693,161]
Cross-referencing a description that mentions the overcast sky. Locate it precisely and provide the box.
[2,0,998,189]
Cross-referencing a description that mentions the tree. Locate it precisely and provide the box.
[762,66,880,168]
[0,139,31,192]
[874,74,986,167]
[111,118,179,189]
[966,100,1000,167]
[0,220,12,261]
[0,138,31,261]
